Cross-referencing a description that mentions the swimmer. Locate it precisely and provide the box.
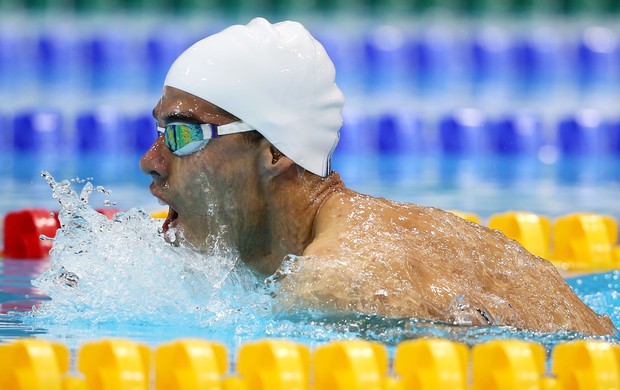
[140,18,614,335]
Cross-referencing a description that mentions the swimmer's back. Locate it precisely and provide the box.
[291,189,615,335]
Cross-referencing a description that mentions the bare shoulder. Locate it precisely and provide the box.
[280,189,615,335]
[306,190,517,263]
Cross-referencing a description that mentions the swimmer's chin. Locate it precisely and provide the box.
[161,224,212,253]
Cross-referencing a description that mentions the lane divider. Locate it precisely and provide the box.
[1,337,619,389]
[483,211,620,271]
[3,209,59,260]
[2,208,619,272]
[552,213,619,271]
[488,211,551,259]
[1,208,120,259]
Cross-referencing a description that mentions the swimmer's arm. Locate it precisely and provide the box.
[272,254,426,318]
[272,255,351,313]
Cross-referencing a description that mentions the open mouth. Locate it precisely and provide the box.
[162,207,179,234]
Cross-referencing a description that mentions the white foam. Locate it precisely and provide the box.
[32,172,269,325]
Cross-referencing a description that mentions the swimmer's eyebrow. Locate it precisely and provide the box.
[153,108,201,125]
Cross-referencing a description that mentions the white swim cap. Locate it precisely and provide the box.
[164,17,345,177]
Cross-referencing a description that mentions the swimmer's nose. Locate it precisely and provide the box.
[140,136,169,180]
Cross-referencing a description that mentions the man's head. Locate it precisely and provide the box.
[163,17,345,176]
[141,18,344,259]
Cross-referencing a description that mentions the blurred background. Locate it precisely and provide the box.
[2,1,620,360]
[1,0,620,216]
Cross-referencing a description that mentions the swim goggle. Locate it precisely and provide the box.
[156,121,255,156]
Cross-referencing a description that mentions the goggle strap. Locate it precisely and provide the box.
[213,121,255,136]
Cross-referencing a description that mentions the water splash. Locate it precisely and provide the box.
[31,172,267,326]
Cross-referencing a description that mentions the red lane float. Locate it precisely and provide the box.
[3,209,59,260]
[2,208,119,260]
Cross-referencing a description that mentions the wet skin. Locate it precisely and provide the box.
[141,86,615,336]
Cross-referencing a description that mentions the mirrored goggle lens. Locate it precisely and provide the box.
[161,123,207,155]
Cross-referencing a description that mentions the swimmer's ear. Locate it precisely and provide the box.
[259,140,293,177]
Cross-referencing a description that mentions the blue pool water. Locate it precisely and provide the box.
[1,152,620,357]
